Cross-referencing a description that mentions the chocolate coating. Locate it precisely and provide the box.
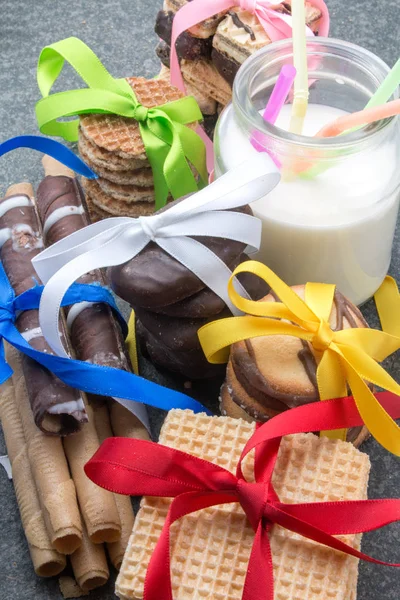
[202,113,218,140]
[137,319,224,379]
[135,306,231,351]
[155,10,212,61]
[0,194,86,435]
[156,40,171,68]
[37,176,89,246]
[108,200,253,309]
[150,255,269,318]
[211,47,239,87]
[36,175,131,378]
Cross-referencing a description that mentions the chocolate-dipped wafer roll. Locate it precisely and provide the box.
[0,375,66,576]
[0,184,87,435]
[5,343,83,555]
[37,158,149,441]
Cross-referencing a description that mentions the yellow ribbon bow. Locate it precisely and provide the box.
[198,261,400,456]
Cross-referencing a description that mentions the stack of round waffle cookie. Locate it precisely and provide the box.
[155,0,324,138]
[78,76,196,222]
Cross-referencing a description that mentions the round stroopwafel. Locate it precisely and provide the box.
[79,77,197,159]
[78,132,148,171]
[80,145,154,186]
[82,178,164,217]
[96,178,154,203]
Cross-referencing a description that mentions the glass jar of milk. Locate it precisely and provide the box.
[214,39,400,305]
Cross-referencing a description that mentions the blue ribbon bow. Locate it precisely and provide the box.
[0,264,209,414]
[0,135,210,416]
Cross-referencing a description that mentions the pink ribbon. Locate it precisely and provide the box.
[170,0,330,90]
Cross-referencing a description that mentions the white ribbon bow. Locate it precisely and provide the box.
[33,154,280,359]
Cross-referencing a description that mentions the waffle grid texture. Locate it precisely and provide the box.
[79,77,195,159]
[116,410,370,600]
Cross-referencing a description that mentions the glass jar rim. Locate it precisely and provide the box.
[233,37,399,150]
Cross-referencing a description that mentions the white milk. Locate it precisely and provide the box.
[216,104,400,305]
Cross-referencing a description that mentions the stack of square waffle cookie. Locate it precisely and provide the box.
[155,0,324,137]
[78,77,196,222]
[116,409,371,600]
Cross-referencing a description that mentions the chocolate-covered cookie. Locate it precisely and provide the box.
[137,319,224,379]
[149,254,269,318]
[108,202,252,309]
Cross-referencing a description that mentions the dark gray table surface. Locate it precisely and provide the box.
[0,1,399,599]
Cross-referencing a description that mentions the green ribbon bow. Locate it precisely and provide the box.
[35,37,207,209]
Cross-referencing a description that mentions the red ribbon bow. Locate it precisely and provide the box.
[86,393,400,600]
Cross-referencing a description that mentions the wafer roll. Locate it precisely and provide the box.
[63,404,121,544]
[0,378,66,576]
[59,576,89,598]
[0,184,87,435]
[5,344,82,554]
[70,522,109,591]
[37,158,149,442]
[92,403,136,570]
[109,401,150,441]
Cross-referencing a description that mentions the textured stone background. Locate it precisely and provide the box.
[0,0,399,598]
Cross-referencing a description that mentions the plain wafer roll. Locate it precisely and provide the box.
[63,403,121,544]
[92,403,136,570]
[109,401,150,441]
[70,522,109,591]
[5,344,82,555]
[0,374,66,576]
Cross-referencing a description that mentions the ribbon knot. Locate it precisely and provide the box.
[237,479,269,531]
[138,215,157,242]
[237,0,258,13]
[133,103,149,123]
[170,0,330,92]
[85,394,400,600]
[35,37,208,210]
[312,319,334,352]
[198,261,400,457]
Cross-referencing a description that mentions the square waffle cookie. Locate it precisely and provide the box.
[116,410,370,600]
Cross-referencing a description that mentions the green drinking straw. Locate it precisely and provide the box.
[365,57,400,109]
[300,57,400,179]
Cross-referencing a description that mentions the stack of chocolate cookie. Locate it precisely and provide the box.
[155,0,324,137]
[78,76,196,222]
[107,200,268,380]
[220,284,370,446]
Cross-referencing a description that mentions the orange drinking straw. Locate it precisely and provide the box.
[315,98,400,137]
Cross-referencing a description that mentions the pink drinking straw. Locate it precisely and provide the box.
[251,64,297,155]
